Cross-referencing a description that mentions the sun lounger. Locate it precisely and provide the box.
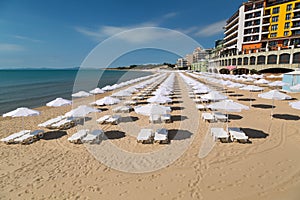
[14,130,44,144]
[38,115,65,128]
[228,127,249,143]
[68,129,89,144]
[193,99,202,103]
[201,112,216,123]
[50,117,77,130]
[161,114,172,123]
[96,115,111,124]
[154,129,169,144]
[120,106,132,113]
[1,130,31,144]
[106,115,121,125]
[211,127,230,142]
[214,112,228,122]
[112,106,122,113]
[124,100,137,105]
[81,129,104,144]
[196,104,207,111]
[137,129,154,143]
[149,114,161,123]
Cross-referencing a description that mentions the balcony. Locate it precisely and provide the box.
[292,15,300,21]
[291,24,300,30]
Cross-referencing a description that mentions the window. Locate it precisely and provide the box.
[286,13,291,20]
[273,7,279,14]
[287,4,292,11]
[284,31,290,36]
[270,33,277,37]
[271,24,278,31]
[284,22,290,29]
[272,16,279,22]
[283,40,289,46]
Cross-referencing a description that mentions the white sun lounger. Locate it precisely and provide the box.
[1,130,31,144]
[201,112,216,123]
[193,99,202,103]
[214,112,228,122]
[196,104,207,111]
[81,129,104,144]
[106,115,121,125]
[161,114,172,123]
[124,100,137,105]
[137,129,154,143]
[154,129,169,144]
[96,115,111,124]
[211,127,230,142]
[14,130,44,144]
[38,116,65,128]
[149,114,161,123]
[68,129,89,144]
[51,117,76,130]
[228,127,249,143]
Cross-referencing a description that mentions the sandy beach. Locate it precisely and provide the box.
[1,72,300,200]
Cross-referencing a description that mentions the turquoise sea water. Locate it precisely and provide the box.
[0,69,152,114]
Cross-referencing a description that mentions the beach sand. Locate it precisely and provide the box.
[1,72,300,199]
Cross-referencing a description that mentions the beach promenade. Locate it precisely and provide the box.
[0,72,300,199]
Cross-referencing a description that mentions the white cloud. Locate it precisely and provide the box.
[194,19,227,37]
[14,35,42,43]
[0,43,24,51]
[75,12,179,43]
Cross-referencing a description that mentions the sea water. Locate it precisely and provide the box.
[0,69,152,114]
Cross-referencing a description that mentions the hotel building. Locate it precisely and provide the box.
[210,0,300,74]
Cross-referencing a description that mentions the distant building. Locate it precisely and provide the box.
[176,58,188,69]
[193,47,207,63]
[212,0,300,74]
[185,54,193,66]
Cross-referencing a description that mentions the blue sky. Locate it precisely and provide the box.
[0,0,245,68]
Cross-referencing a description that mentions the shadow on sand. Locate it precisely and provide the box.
[251,104,274,109]
[172,115,188,121]
[241,128,269,138]
[43,131,67,140]
[228,114,243,120]
[272,114,300,121]
[168,129,193,141]
[104,130,126,140]
[120,116,139,123]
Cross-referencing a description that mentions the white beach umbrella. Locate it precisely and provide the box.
[72,91,91,98]
[268,81,288,87]
[290,84,300,91]
[95,96,120,106]
[65,105,100,118]
[102,85,114,91]
[240,85,264,105]
[46,97,72,107]
[3,107,40,130]
[147,95,172,104]
[289,101,300,110]
[111,90,132,98]
[254,79,270,84]
[258,90,292,118]
[134,104,171,116]
[201,91,228,101]
[89,88,105,94]
[207,100,249,130]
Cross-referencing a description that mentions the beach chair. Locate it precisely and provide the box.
[0,130,31,144]
[214,112,228,122]
[211,127,230,142]
[137,129,154,143]
[154,129,169,144]
[68,129,89,144]
[201,112,216,123]
[193,99,202,103]
[50,117,77,130]
[196,104,207,111]
[228,127,249,143]
[112,106,123,113]
[120,106,132,113]
[107,115,121,125]
[38,115,65,128]
[96,115,111,124]
[14,130,44,144]
[124,100,137,105]
[149,114,161,124]
[161,114,172,123]
[81,129,104,144]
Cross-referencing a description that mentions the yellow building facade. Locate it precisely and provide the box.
[266,0,300,39]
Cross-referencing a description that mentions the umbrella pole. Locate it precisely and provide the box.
[271,98,274,119]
